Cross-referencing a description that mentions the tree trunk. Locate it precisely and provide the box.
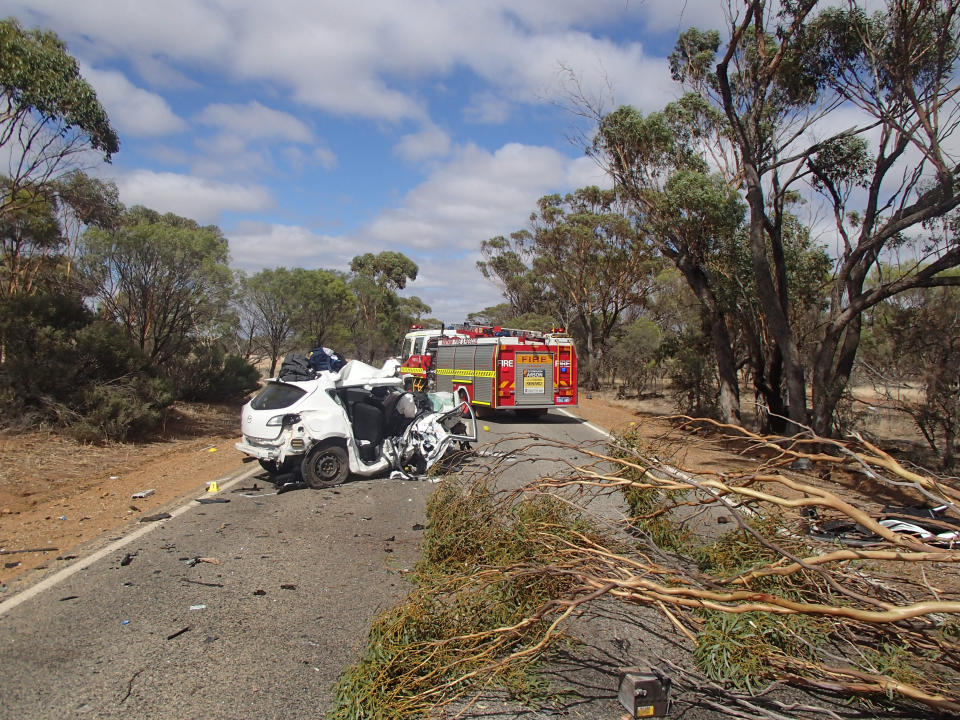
[678,259,742,425]
[744,179,807,432]
[811,315,862,436]
[710,309,742,425]
[745,323,788,433]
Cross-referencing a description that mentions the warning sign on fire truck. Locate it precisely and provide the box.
[523,368,546,394]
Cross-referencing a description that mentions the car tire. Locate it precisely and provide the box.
[301,443,349,488]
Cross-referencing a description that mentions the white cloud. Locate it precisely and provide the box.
[16,1,680,122]
[629,0,731,35]
[364,142,570,251]
[565,155,612,190]
[463,93,511,125]
[412,256,505,323]
[394,124,452,163]
[223,140,609,320]
[80,65,185,137]
[116,170,272,224]
[196,101,313,143]
[314,146,338,170]
[228,221,355,271]
[130,56,201,90]
[352,141,608,319]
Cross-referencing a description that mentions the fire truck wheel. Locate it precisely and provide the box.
[301,443,349,488]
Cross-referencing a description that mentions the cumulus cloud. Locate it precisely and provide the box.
[394,124,452,163]
[314,146,338,170]
[364,142,570,251]
[116,170,272,225]
[351,141,610,318]
[196,101,313,143]
[222,140,611,319]
[17,1,680,122]
[463,93,511,125]
[228,221,357,271]
[80,65,185,137]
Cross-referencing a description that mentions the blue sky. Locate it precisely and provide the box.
[1,1,730,322]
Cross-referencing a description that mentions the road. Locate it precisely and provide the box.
[0,410,611,720]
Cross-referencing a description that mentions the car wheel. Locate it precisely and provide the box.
[258,457,297,475]
[301,444,349,488]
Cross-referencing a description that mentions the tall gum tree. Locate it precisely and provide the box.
[614,0,960,435]
[594,106,747,423]
[0,19,118,221]
[349,251,420,363]
[480,187,660,391]
[82,207,233,367]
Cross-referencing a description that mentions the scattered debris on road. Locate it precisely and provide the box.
[181,578,223,588]
[166,626,191,640]
[139,512,171,523]
[184,556,220,567]
[1,546,58,555]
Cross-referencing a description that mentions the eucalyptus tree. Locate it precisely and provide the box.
[598,0,960,434]
[349,251,420,363]
[477,232,554,318]
[529,187,659,388]
[594,107,747,422]
[674,0,960,434]
[82,207,234,367]
[241,267,298,376]
[0,19,118,220]
[479,187,661,390]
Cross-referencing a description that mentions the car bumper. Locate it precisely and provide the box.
[235,438,306,462]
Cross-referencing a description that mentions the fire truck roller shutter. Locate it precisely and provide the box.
[454,344,476,376]
[436,346,456,392]
[473,343,495,405]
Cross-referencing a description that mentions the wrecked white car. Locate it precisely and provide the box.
[235,355,476,488]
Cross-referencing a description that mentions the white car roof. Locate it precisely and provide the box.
[269,358,401,390]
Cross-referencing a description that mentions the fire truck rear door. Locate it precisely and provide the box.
[514,352,554,406]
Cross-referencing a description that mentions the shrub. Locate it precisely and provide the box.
[0,290,171,439]
[69,377,172,442]
[170,344,260,402]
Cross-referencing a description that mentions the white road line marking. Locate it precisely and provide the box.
[0,464,261,618]
[557,408,611,438]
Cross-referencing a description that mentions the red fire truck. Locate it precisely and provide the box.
[398,324,578,416]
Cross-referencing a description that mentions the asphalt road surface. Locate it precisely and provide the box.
[0,410,612,720]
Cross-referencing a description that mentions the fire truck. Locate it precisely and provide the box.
[398,324,578,416]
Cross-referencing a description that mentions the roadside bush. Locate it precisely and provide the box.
[169,343,260,402]
[329,478,595,719]
[0,290,170,439]
[69,376,172,442]
[608,317,660,397]
[660,328,718,417]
